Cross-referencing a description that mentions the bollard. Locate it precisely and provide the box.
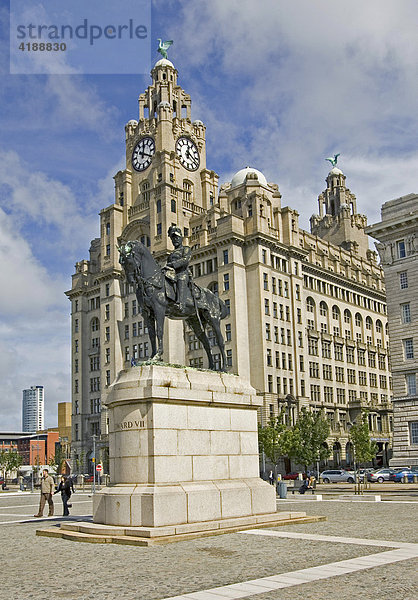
[413,475,418,484]
[402,474,409,484]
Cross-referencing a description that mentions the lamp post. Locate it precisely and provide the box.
[92,434,97,494]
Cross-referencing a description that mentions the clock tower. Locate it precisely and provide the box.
[112,57,218,259]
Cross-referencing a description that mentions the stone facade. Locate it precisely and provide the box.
[66,58,393,473]
[366,194,418,467]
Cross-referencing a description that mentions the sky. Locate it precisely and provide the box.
[0,0,417,430]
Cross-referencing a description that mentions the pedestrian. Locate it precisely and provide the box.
[299,475,311,495]
[54,475,73,516]
[268,470,274,485]
[34,468,54,517]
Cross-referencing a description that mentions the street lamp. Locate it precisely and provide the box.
[92,434,97,494]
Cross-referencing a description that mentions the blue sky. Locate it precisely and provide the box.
[1,0,418,429]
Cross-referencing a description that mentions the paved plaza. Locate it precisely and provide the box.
[1,489,417,600]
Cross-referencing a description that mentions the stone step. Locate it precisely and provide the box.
[339,495,381,501]
[36,513,325,546]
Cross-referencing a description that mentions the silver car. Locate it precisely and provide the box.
[367,467,408,483]
[320,469,355,483]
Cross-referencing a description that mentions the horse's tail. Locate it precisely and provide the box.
[218,296,228,320]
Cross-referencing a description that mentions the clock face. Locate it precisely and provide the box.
[175,137,200,171]
[132,137,155,172]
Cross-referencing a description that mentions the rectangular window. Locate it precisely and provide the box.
[406,374,416,396]
[274,326,279,343]
[125,346,130,361]
[171,199,176,213]
[284,282,289,298]
[223,273,229,291]
[74,359,78,373]
[263,273,268,290]
[272,278,276,294]
[105,326,110,342]
[266,348,272,367]
[323,364,332,380]
[298,331,303,348]
[268,374,273,393]
[75,339,79,353]
[74,318,79,333]
[74,380,79,393]
[132,300,137,316]
[295,284,300,300]
[324,386,333,403]
[334,344,343,361]
[335,366,345,382]
[322,341,331,358]
[359,371,367,386]
[133,322,137,337]
[106,244,111,257]
[368,353,376,368]
[226,349,232,367]
[358,349,366,365]
[265,299,270,315]
[105,283,110,296]
[399,271,408,289]
[309,362,319,378]
[401,303,411,324]
[287,330,291,345]
[282,352,286,369]
[410,422,418,444]
[310,384,321,402]
[297,308,302,324]
[106,370,111,386]
[397,240,406,258]
[225,299,231,315]
[223,250,229,265]
[346,347,355,363]
[124,324,129,339]
[337,389,346,404]
[347,369,356,384]
[348,390,357,403]
[273,303,278,318]
[75,424,79,441]
[105,348,110,363]
[105,304,110,320]
[226,323,232,341]
[308,338,318,356]
[404,338,414,359]
[157,223,162,235]
[370,373,377,387]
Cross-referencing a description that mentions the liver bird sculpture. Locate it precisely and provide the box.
[325,153,340,167]
[157,39,173,60]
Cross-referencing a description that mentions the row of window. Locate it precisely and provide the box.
[189,350,233,370]
[303,275,386,313]
[262,274,295,298]
[264,300,291,320]
[307,363,389,388]
[307,339,387,367]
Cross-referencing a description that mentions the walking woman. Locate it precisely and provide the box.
[54,475,73,516]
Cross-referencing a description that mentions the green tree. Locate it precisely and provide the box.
[1,450,23,480]
[49,445,65,474]
[349,412,378,466]
[258,411,288,479]
[282,408,331,472]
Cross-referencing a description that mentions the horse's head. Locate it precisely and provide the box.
[117,241,140,284]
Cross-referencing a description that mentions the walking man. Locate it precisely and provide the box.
[34,468,54,517]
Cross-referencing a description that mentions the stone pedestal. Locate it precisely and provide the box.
[93,365,276,529]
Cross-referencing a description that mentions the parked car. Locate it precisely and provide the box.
[390,469,418,483]
[388,468,412,481]
[320,469,355,483]
[367,468,399,483]
[282,472,307,480]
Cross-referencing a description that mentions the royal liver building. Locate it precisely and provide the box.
[66,56,393,473]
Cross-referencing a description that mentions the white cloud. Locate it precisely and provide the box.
[171,0,418,229]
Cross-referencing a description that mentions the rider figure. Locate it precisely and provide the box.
[166,225,191,312]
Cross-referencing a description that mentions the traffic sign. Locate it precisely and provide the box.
[96,463,103,473]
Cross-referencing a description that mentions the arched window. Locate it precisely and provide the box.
[142,181,150,202]
[355,313,362,327]
[306,297,315,313]
[344,309,351,324]
[182,180,193,203]
[319,301,328,316]
[332,306,340,320]
[376,319,382,333]
[365,316,373,330]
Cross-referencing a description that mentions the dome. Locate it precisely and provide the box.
[158,101,171,109]
[193,119,204,127]
[329,167,343,176]
[127,120,138,127]
[154,58,174,68]
[230,166,268,188]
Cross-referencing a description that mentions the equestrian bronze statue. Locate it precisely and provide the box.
[118,227,228,371]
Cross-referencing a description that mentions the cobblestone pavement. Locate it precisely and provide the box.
[1,492,417,600]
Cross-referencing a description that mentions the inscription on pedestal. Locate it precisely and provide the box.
[116,419,145,430]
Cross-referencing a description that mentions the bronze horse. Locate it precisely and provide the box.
[118,241,228,370]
